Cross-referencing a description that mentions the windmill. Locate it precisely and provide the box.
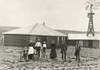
[85,0,100,36]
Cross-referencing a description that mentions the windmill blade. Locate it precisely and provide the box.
[93,0,97,4]
[85,0,95,5]
[85,5,90,10]
[89,0,97,5]
[92,7,98,10]
[86,1,91,4]
[89,0,93,3]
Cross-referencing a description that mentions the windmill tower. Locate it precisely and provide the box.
[86,0,100,36]
[87,4,95,36]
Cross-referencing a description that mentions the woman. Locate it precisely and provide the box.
[50,40,57,59]
[28,43,35,60]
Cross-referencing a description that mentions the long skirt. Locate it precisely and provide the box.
[50,49,57,59]
[28,54,34,59]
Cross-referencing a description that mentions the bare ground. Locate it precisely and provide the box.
[0,45,100,70]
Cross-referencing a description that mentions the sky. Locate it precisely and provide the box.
[0,0,100,31]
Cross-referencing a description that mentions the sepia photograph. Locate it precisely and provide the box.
[0,0,100,70]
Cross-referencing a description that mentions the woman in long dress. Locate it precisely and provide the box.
[28,43,35,60]
[50,40,57,59]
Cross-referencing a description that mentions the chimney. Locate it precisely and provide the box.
[43,22,45,25]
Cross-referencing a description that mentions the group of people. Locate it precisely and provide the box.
[22,39,81,63]
[22,39,47,60]
[50,40,81,63]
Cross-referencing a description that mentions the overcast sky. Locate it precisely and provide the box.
[0,0,100,31]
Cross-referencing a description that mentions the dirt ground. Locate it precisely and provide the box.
[0,45,100,70]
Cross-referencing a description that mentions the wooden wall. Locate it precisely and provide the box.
[68,40,99,48]
[3,34,66,48]
[83,40,99,48]
[4,34,30,46]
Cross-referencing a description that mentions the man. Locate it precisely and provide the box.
[74,41,81,62]
[35,39,42,58]
[61,41,67,62]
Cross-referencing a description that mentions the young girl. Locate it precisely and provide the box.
[42,41,47,58]
[23,46,28,60]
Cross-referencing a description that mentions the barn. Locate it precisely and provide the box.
[57,30,100,48]
[2,23,67,47]
[68,34,100,48]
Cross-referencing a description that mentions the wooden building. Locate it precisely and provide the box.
[68,34,100,48]
[2,24,67,47]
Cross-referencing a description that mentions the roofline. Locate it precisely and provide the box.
[2,34,67,37]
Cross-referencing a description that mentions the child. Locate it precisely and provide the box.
[43,41,47,54]
[23,46,28,60]
[43,41,47,59]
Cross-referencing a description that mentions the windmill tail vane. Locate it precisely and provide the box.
[95,2,100,7]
